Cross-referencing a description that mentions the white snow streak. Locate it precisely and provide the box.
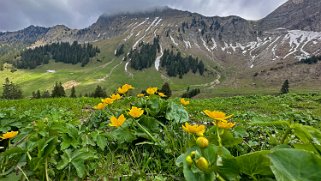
[155,43,163,71]
[170,35,178,46]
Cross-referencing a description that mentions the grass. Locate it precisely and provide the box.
[1,93,321,180]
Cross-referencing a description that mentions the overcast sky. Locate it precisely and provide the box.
[0,0,287,32]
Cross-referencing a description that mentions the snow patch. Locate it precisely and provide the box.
[211,38,217,50]
[154,18,162,27]
[283,30,321,58]
[170,35,178,46]
[132,34,146,49]
[153,29,158,37]
[201,37,211,52]
[145,17,159,32]
[155,43,163,71]
[136,31,141,37]
[183,40,192,49]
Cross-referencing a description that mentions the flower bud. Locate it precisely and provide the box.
[190,151,196,158]
[196,157,209,171]
[196,137,209,148]
[185,155,193,165]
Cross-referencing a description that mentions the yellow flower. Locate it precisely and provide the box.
[1,131,18,140]
[158,92,167,97]
[94,103,106,110]
[146,87,158,95]
[110,93,121,100]
[101,98,114,105]
[203,110,233,121]
[137,93,145,97]
[109,114,126,128]
[123,84,134,90]
[129,106,144,118]
[180,98,190,106]
[117,84,134,94]
[182,123,206,136]
[216,121,236,129]
[118,87,128,94]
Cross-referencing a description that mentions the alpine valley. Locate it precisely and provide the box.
[1,0,321,96]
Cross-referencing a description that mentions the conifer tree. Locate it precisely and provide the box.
[70,86,76,98]
[160,82,172,98]
[93,85,107,98]
[2,77,23,99]
[280,80,289,94]
[36,90,41,99]
[42,90,51,98]
[51,82,66,97]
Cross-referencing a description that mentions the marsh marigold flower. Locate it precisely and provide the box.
[180,98,190,106]
[101,98,114,105]
[137,93,145,97]
[110,93,121,100]
[123,84,133,90]
[146,87,158,95]
[158,92,166,97]
[118,84,134,94]
[203,110,233,121]
[129,106,144,118]
[217,121,235,129]
[109,114,126,128]
[182,123,206,136]
[94,103,106,110]
[1,131,18,140]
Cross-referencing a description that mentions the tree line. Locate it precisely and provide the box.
[15,41,100,69]
[160,50,205,78]
[129,37,160,70]
[299,55,321,64]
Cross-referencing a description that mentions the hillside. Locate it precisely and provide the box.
[1,0,321,97]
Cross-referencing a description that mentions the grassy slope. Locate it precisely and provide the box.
[0,36,217,97]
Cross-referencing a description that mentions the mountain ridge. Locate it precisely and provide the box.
[1,0,321,93]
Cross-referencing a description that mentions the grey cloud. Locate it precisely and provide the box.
[0,0,287,32]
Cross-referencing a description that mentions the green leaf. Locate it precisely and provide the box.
[139,116,160,133]
[110,127,136,144]
[72,159,86,178]
[236,150,273,177]
[57,149,72,170]
[146,97,162,116]
[96,134,107,151]
[38,137,57,158]
[221,130,243,147]
[268,148,321,181]
[165,101,189,123]
[218,157,240,181]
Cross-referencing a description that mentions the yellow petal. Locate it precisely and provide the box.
[1,131,18,139]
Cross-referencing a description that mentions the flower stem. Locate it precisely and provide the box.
[45,158,49,181]
[136,121,158,143]
[216,125,222,147]
[17,166,29,181]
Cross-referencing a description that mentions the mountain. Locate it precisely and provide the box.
[259,0,321,31]
[1,0,321,95]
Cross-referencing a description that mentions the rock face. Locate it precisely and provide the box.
[259,0,321,32]
[0,25,49,44]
